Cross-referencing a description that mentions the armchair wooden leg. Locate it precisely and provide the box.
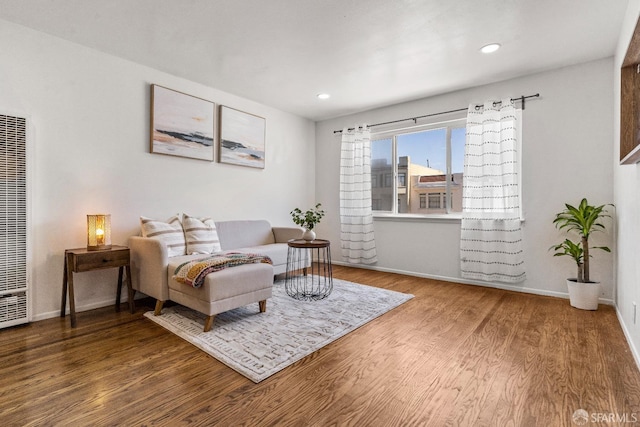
[154,300,164,316]
[259,300,267,313]
[204,315,215,332]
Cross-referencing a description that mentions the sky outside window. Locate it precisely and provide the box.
[398,128,446,171]
[372,127,466,172]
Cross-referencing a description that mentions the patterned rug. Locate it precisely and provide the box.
[144,278,413,382]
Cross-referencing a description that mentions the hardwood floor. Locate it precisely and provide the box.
[1,266,639,426]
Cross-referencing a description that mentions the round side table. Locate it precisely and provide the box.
[285,239,333,301]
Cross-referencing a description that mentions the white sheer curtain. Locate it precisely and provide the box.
[340,125,377,264]
[460,99,525,283]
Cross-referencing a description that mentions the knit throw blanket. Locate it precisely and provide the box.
[173,252,273,288]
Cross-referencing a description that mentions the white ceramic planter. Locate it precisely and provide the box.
[302,229,316,241]
[566,279,601,310]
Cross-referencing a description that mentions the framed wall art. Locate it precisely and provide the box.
[219,105,266,169]
[150,84,215,161]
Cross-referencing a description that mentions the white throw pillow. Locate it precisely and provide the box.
[182,213,222,255]
[140,215,186,257]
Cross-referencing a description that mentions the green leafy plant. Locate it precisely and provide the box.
[551,198,611,283]
[551,239,585,282]
[290,203,325,230]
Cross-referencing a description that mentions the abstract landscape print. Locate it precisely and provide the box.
[219,105,266,169]
[150,85,215,161]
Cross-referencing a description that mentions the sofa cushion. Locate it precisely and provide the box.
[234,243,289,267]
[215,220,276,250]
[140,215,185,257]
[183,214,222,255]
[168,262,273,302]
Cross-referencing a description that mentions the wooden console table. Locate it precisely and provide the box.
[61,245,134,327]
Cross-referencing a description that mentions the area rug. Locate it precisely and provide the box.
[144,278,413,382]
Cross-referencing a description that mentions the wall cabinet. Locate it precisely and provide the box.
[621,16,640,164]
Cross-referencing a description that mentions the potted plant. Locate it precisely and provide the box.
[290,203,325,241]
[551,198,612,310]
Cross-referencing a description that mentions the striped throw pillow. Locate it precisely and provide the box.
[182,214,222,255]
[140,215,186,257]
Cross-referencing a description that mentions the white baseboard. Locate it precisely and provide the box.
[32,296,136,323]
[331,261,615,306]
[615,306,640,372]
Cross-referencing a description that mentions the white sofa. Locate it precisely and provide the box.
[129,219,303,331]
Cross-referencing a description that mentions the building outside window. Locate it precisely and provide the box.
[370,118,466,215]
[428,193,439,209]
[398,173,406,187]
[384,173,393,188]
[371,138,393,210]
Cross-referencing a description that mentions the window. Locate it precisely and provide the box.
[371,118,466,215]
[428,193,442,209]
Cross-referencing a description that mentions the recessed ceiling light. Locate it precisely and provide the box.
[480,43,501,54]
[317,93,330,100]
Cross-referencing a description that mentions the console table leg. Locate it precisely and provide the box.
[125,265,135,313]
[60,252,68,318]
[116,266,124,312]
[67,256,77,328]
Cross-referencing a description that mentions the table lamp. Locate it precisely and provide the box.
[87,214,112,251]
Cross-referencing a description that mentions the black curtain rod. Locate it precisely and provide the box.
[333,93,540,134]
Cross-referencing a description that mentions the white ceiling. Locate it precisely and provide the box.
[0,0,630,121]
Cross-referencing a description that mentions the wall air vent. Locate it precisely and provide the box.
[0,114,29,328]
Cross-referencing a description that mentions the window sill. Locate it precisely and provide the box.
[373,213,526,224]
[373,213,462,223]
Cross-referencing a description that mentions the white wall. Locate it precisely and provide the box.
[614,0,640,366]
[0,20,316,320]
[316,58,615,300]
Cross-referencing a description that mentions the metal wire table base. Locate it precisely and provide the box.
[284,239,333,301]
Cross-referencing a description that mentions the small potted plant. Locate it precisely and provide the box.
[290,203,325,241]
[551,198,612,310]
